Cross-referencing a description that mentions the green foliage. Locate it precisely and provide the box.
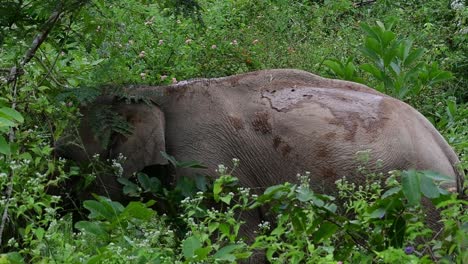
[325,17,453,99]
[0,101,23,155]
[11,158,466,263]
[87,105,134,149]
[323,57,364,83]
[0,0,467,263]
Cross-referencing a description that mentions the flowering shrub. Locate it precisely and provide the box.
[0,0,466,263]
[4,157,465,263]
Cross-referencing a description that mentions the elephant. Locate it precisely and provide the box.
[57,69,463,247]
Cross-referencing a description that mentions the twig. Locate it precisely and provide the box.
[0,170,15,247]
[0,1,66,247]
[34,54,66,88]
[7,2,64,84]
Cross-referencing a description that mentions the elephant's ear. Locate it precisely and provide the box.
[110,103,168,178]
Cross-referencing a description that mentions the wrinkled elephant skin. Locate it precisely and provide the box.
[58,69,463,254]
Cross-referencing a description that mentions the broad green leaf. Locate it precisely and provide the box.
[291,210,307,233]
[0,107,24,123]
[220,194,232,204]
[4,252,25,264]
[401,170,421,206]
[359,46,380,62]
[313,222,338,243]
[428,71,453,85]
[137,172,151,191]
[175,176,196,197]
[257,184,291,202]
[83,200,115,220]
[123,185,139,196]
[75,221,108,237]
[376,21,386,31]
[296,185,315,202]
[365,37,382,55]
[0,136,10,155]
[419,174,440,199]
[148,177,162,193]
[219,222,230,237]
[213,180,222,202]
[323,60,344,77]
[160,151,177,167]
[34,228,45,240]
[369,208,386,219]
[311,196,324,207]
[344,61,356,79]
[404,48,424,67]
[360,63,382,80]
[122,201,155,220]
[389,61,401,76]
[214,244,244,261]
[176,160,207,169]
[182,236,202,259]
[383,47,398,67]
[384,16,398,30]
[421,171,454,182]
[160,151,207,168]
[0,117,16,128]
[95,195,125,213]
[324,203,337,213]
[360,23,380,40]
[194,174,208,192]
[382,186,401,199]
[194,247,211,260]
[117,177,137,187]
[398,39,412,61]
[382,31,396,47]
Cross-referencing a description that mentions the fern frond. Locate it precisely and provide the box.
[109,86,156,105]
[55,86,101,104]
[88,105,134,149]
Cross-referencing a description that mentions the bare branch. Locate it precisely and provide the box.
[7,2,65,84]
[0,170,15,247]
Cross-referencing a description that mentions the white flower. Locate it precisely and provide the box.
[216,164,227,174]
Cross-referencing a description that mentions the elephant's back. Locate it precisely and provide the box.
[261,85,459,188]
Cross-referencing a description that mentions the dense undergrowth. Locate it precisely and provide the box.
[0,0,467,263]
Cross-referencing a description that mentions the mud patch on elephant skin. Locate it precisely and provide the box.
[316,143,330,158]
[328,112,359,141]
[228,116,245,131]
[271,136,292,157]
[251,111,272,134]
[273,136,282,149]
[327,99,393,141]
[320,167,337,179]
[281,144,292,157]
[323,132,336,140]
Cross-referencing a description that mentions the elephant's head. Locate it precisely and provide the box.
[56,96,168,179]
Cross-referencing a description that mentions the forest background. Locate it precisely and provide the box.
[0,0,467,263]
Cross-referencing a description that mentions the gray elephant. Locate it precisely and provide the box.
[58,69,463,239]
